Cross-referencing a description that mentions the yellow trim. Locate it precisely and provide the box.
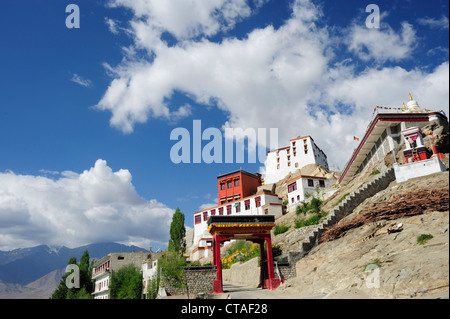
[208,223,275,233]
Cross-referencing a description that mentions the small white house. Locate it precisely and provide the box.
[286,175,336,207]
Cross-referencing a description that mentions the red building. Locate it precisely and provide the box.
[217,170,262,205]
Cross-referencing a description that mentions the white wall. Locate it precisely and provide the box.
[264,136,329,184]
[287,177,336,207]
[394,155,446,183]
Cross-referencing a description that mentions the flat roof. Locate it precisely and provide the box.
[286,175,327,185]
[217,169,260,180]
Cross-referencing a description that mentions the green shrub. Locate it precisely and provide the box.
[274,223,290,235]
[417,234,434,245]
[296,202,309,215]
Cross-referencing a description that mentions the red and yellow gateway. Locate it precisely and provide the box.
[207,215,280,293]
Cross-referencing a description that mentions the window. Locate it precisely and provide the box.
[227,180,232,188]
[255,196,261,207]
[210,209,215,216]
[218,207,224,215]
[390,124,400,134]
[304,149,308,154]
[235,202,241,213]
[244,200,250,210]
[319,180,325,188]
[195,215,201,224]
[264,209,269,215]
[234,179,240,187]
[227,205,232,215]
[292,141,296,146]
[287,182,297,193]
[297,195,300,201]
[295,162,298,168]
[203,212,208,221]
[220,183,226,190]
[291,197,294,203]
[288,161,291,167]
[277,164,280,169]
[303,139,307,144]
[307,179,314,187]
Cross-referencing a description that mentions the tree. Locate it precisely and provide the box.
[51,251,94,299]
[158,250,186,291]
[168,208,186,255]
[51,257,77,299]
[109,264,143,299]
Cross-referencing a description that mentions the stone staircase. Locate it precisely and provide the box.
[285,167,396,265]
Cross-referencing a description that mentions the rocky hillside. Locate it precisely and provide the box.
[274,170,449,298]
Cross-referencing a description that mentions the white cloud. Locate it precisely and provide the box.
[108,0,258,47]
[70,73,92,87]
[345,21,417,63]
[105,17,119,34]
[417,15,449,30]
[97,0,449,168]
[0,159,174,251]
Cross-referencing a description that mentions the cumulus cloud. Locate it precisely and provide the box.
[97,0,449,168]
[345,21,417,63]
[0,159,174,251]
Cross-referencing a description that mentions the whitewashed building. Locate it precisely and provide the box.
[91,251,150,299]
[339,95,448,185]
[264,135,329,185]
[286,175,337,208]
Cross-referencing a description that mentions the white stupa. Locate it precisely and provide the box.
[406,93,421,112]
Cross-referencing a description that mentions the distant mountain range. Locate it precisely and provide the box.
[0,242,148,286]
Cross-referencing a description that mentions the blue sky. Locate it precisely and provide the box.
[0,0,448,251]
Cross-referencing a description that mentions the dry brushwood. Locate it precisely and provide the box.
[319,188,449,243]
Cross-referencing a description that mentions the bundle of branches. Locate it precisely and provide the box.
[319,188,449,243]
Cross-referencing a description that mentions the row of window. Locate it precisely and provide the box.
[94,260,110,274]
[356,128,391,174]
[220,178,240,190]
[195,196,261,224]
[219,193,241,204]
[96,278,109,292]
[287,179,325,193]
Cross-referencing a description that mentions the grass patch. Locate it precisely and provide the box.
[333,193,350,207]
[417,234,434,245]
[369,169,381,176]
[294,211,328,229]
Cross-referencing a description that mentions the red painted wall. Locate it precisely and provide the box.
[217,171,261,205]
